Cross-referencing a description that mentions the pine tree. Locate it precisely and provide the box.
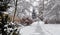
[0,0,11,35]
[32,9,36,19]
[0,0,10,11]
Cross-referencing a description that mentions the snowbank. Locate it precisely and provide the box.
[19,21,45,35]
[19,21,60,35]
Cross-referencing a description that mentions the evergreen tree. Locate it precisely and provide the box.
[32,9,36,19]
[0,0,10,11]
[0,0,11,35]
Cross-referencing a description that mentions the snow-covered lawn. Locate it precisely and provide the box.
[19,21,60,35]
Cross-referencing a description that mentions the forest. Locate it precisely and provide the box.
[0,0,60,35]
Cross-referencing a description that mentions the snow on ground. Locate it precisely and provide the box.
[19,21,60,35]
[44,24,60,35]
[19,21,46,35]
